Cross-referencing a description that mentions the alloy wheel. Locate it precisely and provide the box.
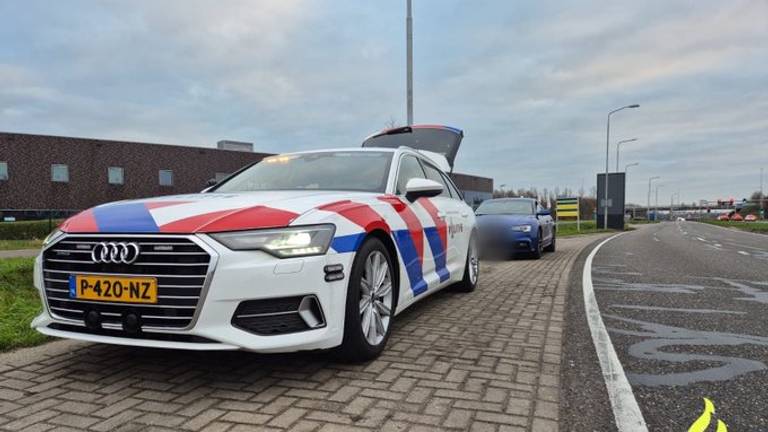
[359,250,393,345]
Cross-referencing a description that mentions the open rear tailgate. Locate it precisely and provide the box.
[362,125,463,169]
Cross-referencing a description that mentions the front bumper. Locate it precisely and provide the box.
[479,229,537,253]
[32,234,355,353]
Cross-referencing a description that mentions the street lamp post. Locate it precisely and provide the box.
[761,168,765,220]
[647,176,660,220]
[604,104,639,229]
[616,138,638,172]
[625,162,639,219]
[406,0,413,125]
[655,184,664,218]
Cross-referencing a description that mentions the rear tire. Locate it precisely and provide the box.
[453,233,479,292]
[336,237,397,363]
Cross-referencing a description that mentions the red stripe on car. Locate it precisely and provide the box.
[159,206,298,233]
[377,195,424,267]
[60,209,100,233]
[418,198,447,250]
[144,201,192,210]
[318,200,391,234]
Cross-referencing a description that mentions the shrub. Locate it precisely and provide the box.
[0,220,62,240]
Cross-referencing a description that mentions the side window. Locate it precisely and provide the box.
[441,172,463,200]
[420,162,451,198]
[396,155,427,195]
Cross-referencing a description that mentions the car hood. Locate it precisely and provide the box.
[59,191,376,234]
[475,214,537,228]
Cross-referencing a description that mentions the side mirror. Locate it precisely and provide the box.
[537,209,551,217]
[206,178,218,187]
[405,178,443,201]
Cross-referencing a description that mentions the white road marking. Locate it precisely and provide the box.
[696,237,707,242]
[738,251,750,256]
[583,233,648,432]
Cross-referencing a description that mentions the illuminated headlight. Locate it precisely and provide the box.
[511,225,532,233]
[42,229,63,247]
[211,225,336,258]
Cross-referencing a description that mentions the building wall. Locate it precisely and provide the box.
[0,131,494,215]
[0,132,269,212]
[449,172,493,207]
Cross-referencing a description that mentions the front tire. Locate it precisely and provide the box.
[544,233,556,252]
[531,231,543,259]
[453,233,479,292]
[336,237,396,363]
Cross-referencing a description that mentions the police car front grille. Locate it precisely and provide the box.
[42,235,213,330]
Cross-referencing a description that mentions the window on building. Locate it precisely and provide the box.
[159,169,174,186]
[51,164,69,183]
[108,167,124,185]
[0,162,7,181]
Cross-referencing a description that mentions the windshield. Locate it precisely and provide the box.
[213,151,393,193]
[476,200,534,215]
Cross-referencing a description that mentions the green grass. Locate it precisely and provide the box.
[0,258,48,351]
[0,239,43,251]
[557,220,615,237]
[700,219,768,234]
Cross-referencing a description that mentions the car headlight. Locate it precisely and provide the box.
[210,224,336,258]
[511,225,532,233]
[42,228,63,247]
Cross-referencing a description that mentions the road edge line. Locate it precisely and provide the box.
[582,232,648,432]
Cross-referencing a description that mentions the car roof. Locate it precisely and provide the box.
[485,197,536,202]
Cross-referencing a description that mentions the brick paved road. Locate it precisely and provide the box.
[0,236,602,432]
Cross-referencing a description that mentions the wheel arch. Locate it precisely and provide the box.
[362,229,400,306]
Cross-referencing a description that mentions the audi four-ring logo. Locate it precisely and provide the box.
[91,242,141,264]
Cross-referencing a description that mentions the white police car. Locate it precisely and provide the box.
[32,125,479,361]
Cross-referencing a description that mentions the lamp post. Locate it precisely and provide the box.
[406,0,413,125]
[616,138,638,172]
[647,176,660,220]
[761,168,765,219]
[625,162,639,219]
[604,104,640,229]
[655,184,664,218]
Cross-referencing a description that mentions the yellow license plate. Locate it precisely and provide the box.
[70,275,157,304]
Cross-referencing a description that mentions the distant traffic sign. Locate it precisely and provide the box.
[556,197,580,232]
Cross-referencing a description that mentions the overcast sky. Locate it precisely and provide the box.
[1,1,766,204]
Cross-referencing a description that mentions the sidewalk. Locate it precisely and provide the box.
[0,235,604,432]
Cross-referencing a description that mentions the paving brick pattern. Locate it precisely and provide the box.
[0,236,599,432]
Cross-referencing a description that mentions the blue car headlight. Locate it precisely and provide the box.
[511,225,532,233]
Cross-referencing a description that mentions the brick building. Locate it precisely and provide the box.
[0,132,492,219]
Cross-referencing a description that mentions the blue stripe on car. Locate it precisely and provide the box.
[92,203,160,233]
[331,233,366,253]
[424,227,450,282]
[391,229,427,296]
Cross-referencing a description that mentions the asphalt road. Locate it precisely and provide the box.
[590,222,768,431]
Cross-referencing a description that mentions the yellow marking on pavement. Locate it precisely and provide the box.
[688,398,728,432]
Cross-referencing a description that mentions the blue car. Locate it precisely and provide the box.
[475,198,556,259]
